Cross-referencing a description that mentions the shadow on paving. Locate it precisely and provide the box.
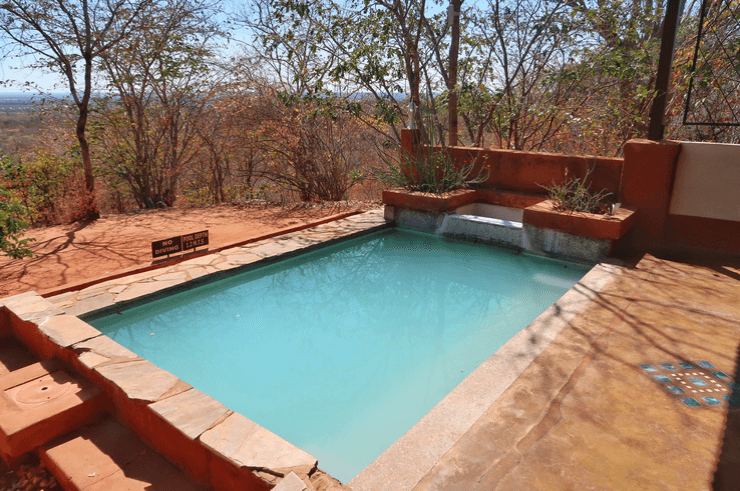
[651,250,740,491]
[712,338,740,490]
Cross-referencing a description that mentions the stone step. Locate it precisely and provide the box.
[439,214,523,248]
[0,358,106,464]
[41,418,205,491]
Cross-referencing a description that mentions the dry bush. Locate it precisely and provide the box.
[235,87,382,202]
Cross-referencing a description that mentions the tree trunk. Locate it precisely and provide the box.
[448,0,462,146]
[76,103,100,220]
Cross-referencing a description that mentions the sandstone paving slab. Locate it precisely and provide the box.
[214,261,239,272]
[95,360,182,402]
[77,284,118,300]
[152,271,189,282]
[2,294,65,323]
[45,291,76,304]
[248,241,306,258]
[219,246,244,255]
[64,293,116,317]
[0,291,37,307]
[274,472,309,491]
[114,279,186,303]
[47,296,77,311]
[180,254,223,266]
[200,412,317,471]
[37,314,101,347]
[224,252,262,266]
[209,255,227,265]
[180,266,209,280]
[149,388,229,440]
[99,270,164,285]
[72,335,139,369]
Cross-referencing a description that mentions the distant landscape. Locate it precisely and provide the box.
[1,0,739,235]
[0,94,46,156]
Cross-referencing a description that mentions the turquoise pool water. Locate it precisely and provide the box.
[90,229,588,482]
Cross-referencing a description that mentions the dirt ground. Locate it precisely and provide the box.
[0,201,376,299]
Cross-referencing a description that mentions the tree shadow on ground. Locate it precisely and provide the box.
[712,339,740,490]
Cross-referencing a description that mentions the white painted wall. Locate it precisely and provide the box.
[670,141,740,221]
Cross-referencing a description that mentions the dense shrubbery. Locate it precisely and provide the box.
[1,0,739,234]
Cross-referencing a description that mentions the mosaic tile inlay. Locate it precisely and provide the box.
[641,361,739,408]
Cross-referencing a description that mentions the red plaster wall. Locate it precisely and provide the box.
[0,309,10,337]
[621,139,682,240]
[663,215,740,256]
[449,146,622,196]
[398,130,623,197]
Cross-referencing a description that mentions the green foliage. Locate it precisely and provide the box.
[0,188,34,259]
[0,150,78,225]
[540,166,611,214]
[376,126,488,194]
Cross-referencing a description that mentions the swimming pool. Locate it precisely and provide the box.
[90,228,587,482]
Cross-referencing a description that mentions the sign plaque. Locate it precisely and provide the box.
[151,236,182,258]
[182,230,209,250]
[151,230,209,258]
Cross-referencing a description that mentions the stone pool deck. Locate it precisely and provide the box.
[352,252,740,490]
[1,207,739,491]
[45,209,387,318]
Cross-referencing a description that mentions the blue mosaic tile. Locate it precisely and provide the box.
[702,396,723,406]
[678,362,695,369]
[658,363,677,371]
[697,361,716,369]
[711,371,731,380]
[666,385,685,395]
[689,378,708,386]
[680,397,701,407]
[653,375,672,383]
[640,364,658,372]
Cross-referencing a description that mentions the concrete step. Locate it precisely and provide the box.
[0,358,106,464]
[439,214,523,248]
[41,418,205,491]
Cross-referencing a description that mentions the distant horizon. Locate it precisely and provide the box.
[0,92,71,97]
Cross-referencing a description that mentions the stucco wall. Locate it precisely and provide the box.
[669,141,740,221]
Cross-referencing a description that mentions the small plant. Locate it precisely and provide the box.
[376,123,488,194]
[540,166,611,214]
[0,188,35,259]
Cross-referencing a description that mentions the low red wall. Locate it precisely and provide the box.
[449,146,623,197]
[400,129,623,197]
[399,130,739,256]
[663,215,740,256]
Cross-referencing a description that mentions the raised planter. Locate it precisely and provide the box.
[382,188,477,213]
[383,188,638,263]
[523,200,637,241]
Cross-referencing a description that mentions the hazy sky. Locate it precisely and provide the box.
[0,62,63,93]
